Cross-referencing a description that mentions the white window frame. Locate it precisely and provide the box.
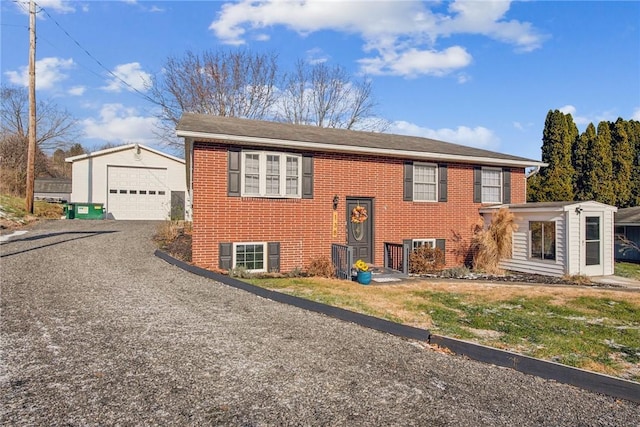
[241,151,302,198]
[413,163,438,202]
[529,221,556,261]
[232,242,267,272]
[482,167,502,203]
[412,239,436,250]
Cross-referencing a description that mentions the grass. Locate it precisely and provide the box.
[615,261,640,281]
[0,193,64,225]
[245,276,640,382]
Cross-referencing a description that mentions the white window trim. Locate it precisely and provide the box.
[412,238,436,250]
[413,162,438,202]
[482,167,502,203]
[241,151,302,198]
[529,221,556,262]
[232,242,267,272]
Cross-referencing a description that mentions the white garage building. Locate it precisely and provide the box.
[66,144,190,220]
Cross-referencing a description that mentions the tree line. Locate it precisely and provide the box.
[527,110,640,207]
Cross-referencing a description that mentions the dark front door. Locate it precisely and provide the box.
[347,198,373,263]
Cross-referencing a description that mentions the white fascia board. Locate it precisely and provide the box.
[65,143,184,164]
[176,130,547,168]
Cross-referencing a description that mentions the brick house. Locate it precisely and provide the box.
[176,113,545,274]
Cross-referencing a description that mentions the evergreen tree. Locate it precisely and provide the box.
[627,120,640,206]
[610,118,634,207]
[530,110,576,201]
[573,123,596,201]
[583,122,615,205]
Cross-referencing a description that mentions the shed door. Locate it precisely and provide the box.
[347,198,373,263]
[107,166,168,220]
[582,213,604,276]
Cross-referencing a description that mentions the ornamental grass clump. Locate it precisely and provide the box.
[472,208,517,275]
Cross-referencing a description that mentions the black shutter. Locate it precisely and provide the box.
[502,169,511,204]
[302,155,313,199]
[219,243,233,270]
[438,164,448,202]
[473,167,482,203]
[228,149,241,197]
[436,239,446,263]
[403,162,413,201]
[267,242,280,272]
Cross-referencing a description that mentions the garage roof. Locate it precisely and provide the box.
[66,144,184,164]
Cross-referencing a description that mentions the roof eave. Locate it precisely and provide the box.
[176,130,546,169]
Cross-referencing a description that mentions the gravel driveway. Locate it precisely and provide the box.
[1,220,639,426]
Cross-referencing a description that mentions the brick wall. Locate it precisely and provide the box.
[192,142,527,272]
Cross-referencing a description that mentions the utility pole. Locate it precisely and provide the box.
[26,0,37,214]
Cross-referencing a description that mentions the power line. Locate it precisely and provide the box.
[27,0,160,106]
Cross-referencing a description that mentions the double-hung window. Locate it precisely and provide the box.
[482,168,502,203]
[242,151,301,198]
[413,163,437,202]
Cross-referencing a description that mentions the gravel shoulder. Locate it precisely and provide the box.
[1,220,639,426]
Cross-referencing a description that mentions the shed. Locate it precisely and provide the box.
[480,201,617,277]
[66,144,190,220]
[615,206,640,262]
[34,178,71,203]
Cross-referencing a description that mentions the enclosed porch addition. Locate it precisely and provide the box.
[480,201,617,278]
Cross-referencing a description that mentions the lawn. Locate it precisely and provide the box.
[245,276,640,382]
[616,261,640,281]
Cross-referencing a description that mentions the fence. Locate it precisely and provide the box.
[331,243,354,280]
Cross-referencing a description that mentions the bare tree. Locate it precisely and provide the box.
[1,85,80,151]
[149,50,280,147]
[277,60,388,132]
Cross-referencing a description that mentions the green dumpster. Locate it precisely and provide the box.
[64,203,75,219]
[73,203,105,220]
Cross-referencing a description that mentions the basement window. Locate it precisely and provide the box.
[233,242,267,272]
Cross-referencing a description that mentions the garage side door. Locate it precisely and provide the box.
[107,166,169,220]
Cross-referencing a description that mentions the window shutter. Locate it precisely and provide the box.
[403,162,413,201]
[302,155,313,199]
[438,164,448,202]
[219,243,233,270]
[502,169,511,204]
[228,149,241,197]
[473,167,482,203]
[436,239,446,263]
[267,242,280,272]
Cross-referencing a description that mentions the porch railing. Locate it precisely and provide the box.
[384,241,411,274]
[331,243,354,280]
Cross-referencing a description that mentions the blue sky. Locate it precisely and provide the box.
[2,0,639,161]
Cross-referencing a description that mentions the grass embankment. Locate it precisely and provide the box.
[0,193,63,227]
[246,276,640,382]
[615,261,640,281]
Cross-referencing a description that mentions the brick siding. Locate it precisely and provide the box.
[192,142,526,272]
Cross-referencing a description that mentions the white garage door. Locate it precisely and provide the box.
[107,166,169,220]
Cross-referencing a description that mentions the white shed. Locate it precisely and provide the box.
[480,201,617,277]
[66,144,190,220]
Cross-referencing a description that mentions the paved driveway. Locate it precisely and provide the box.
[1,220,639,426]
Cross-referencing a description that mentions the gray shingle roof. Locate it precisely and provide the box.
[34,178,72,193]
[176,113,545,167]
[616,207,640,224]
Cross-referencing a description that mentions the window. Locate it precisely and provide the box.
[482,168,502,203]
[530,221,556,260]
[233,242,266,272]
[413,163,437,202]
[241,151,302,198]
[412,239,436,250]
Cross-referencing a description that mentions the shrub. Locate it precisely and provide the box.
[307,256,335,278]
[440,266,472,279]
[229,266,253,278]
[409,245,445,274]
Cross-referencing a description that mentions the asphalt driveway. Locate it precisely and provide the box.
[1,220,639,426]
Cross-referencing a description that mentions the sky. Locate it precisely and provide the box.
[1,0,639,161]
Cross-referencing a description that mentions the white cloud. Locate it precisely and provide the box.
[14,0,75,14]
[632,108,640,121]
[558,104,619,127]
[306,48,329,65]
[4,57,74,90]
[209,0,545,77]
[82,104,159,144]
[102,62,151,93]
[68,86,86,96]
[389,120,500,150]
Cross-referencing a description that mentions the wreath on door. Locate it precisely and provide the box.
[351,205,368,223]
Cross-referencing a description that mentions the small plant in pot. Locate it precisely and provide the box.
[354,259,372,285]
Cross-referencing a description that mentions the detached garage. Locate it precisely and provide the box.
[66,144,189,220]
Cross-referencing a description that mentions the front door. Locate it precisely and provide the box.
[347,198,373,263]
[582,212,604,276]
